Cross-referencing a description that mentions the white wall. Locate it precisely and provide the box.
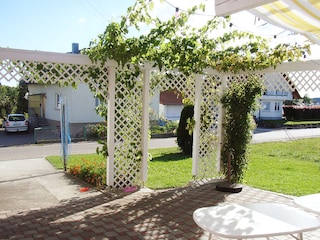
[28,83,104,123]
[67,83,104,123]
[149,91,160,120]
[164,105,184,121]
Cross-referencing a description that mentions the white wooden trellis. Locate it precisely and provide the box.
[1,47,320,188]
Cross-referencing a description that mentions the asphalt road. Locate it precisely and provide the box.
[0,127,320,161]
[0,127,177,160]
[0,128,34,147]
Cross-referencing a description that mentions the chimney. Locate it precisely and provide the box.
[72,43,79,54]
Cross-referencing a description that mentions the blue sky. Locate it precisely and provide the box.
[0,0,135,53]
[1,0,319,91]
[1,0,318,54]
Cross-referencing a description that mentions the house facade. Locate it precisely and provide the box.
[254,73,298,120]
[27,73,297,131]
[255,91,292,120]
[151,73,297,122]
[150,89,184,121]
[28,83,104,128]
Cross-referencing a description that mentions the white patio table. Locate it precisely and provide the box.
[294,193,320,214]
[193,203,320,240]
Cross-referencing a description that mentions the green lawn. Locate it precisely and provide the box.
[46,138,320,196]
[145,147,192,189]
[244,138,320,196]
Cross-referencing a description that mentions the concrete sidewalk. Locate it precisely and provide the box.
[0,158,101,212]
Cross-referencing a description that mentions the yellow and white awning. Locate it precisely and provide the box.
[249,0,320,45]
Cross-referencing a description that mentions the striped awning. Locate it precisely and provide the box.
[249,0,320,45]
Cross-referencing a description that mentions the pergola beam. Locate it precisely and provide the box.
[215,0,277,16]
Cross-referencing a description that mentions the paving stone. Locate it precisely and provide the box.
[1,184,320,240]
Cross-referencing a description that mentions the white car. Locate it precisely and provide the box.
[4,114,29,134]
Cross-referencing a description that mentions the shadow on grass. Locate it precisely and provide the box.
[151,152,191,162]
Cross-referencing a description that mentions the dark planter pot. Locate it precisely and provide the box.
[216,182,243,193]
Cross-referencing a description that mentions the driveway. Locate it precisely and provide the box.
[0,128,34,147]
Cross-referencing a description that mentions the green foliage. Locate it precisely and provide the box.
[85,122,108,139]
[16,80,29,114]
[303,94,311,104]
[83,1,309,76]
[284,120,320,126]
[84,122,109,157]
[0,84,18,116]
[149,119,178,135]
[46,154,106,187]
[95,122,108,157]
[221,75,264,183]
[177,105,194,156]
[69,158,106,188]
[95,100,108,120]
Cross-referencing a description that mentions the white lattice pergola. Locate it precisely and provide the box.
[1,47,320,188]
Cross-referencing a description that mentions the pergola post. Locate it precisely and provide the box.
[106,65,116,187]
[217,75,228,172]
[192,74,202,177]
[141,63,152,184]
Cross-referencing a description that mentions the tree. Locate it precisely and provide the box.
[177,105,194,156]
[303,94,311,104]
[0,85,18,116]
[16,80,29,114]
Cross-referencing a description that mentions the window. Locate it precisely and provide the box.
[56,93,62,109]
[262,102,270,111]
[274,102,281,111]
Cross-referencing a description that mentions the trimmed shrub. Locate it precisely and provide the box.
[177,105,194,156]
[283,105,320,120]
[85,122,108,139]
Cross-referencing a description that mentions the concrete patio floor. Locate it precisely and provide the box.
[1,180,320,240]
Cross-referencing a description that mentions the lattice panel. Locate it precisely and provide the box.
[85,65,109,101]
[262,73,294,93]
[113,65,143,188]
[0,58,110,101]
[150,68,195,101]
[150,67,222,180]
[287,70,320,93]
[196,73,221,179]
[0,59,26,83]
